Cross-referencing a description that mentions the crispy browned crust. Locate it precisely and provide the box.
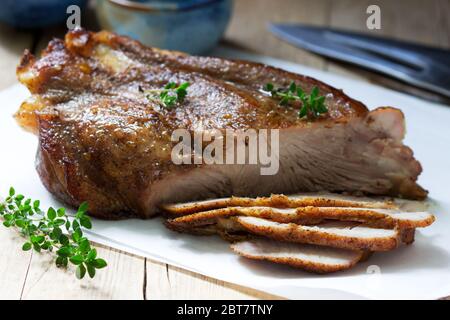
[166,205,435,231]
[162,199,236,216]
[231,252,360,273]
[162,194,397,216]
[164,218,249,242]
[290,207,435,229]
[400,228,416,245]
[166,207,319,228]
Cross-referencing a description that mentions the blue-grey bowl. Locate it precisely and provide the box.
[0,0,88,29]
[95,0,232,54]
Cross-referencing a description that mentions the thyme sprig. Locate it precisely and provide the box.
[0,187,107,280]
[144,81,190,109]
[263,82,328,118]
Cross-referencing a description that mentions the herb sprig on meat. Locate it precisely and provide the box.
[263,82,328,119]
[144,82,190,109]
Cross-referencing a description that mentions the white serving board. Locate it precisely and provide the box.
[1,50,450,300]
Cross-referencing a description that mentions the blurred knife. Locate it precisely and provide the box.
[269,23,450,99]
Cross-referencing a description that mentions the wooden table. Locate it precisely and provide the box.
[0,0,449,300]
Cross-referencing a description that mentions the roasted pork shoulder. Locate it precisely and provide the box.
[16,29,426,219]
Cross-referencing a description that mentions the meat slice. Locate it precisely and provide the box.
[16,28,426,219]
[234,217,399,251]
[287,207,434,229]
[164,222,219,236]
[231,239,365,273]
[165,218,249,242]
[166,206,435,229]
[162,193,397,216]
[166,207,322,228]
[167,214,416,246]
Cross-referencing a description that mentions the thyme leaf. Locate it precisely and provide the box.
[144,81,190,109]
[264,82,328,119]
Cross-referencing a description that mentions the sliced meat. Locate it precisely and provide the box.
[163,198,239,216]
[165,217,248,242]
[166,207,322,229]
[162,193,397,216]
[167,214,416,245]
[289,207,434,228]
[166,206,435,229]
[16,29,426,219]
[164,221,218,236]
[235,217,399,251]
[231,238,365,273]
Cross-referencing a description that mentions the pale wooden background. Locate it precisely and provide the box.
[0,0,449,300]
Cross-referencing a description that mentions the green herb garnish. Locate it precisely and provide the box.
[0,187,107,280]
[263,82,328,119]
[145,81,190,109]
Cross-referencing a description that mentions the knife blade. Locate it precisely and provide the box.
[269,23,450,99]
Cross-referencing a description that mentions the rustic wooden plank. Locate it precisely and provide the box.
[145,260,281,300]
[0,226,33,300]
[21,245,145,300]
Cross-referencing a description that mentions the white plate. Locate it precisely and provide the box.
[1,51,449,300]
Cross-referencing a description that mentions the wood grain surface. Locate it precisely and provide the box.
[0,0,448,299]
